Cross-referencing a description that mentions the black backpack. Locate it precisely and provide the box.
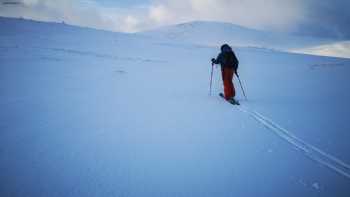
[223,51,239,70]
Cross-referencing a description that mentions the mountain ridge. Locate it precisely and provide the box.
[138,20,336,51]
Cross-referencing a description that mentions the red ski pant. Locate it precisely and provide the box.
[221,67,235,100]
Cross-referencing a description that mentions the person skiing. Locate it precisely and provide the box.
[211,44,239,104]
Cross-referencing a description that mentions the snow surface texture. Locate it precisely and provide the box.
[1,17,350,197]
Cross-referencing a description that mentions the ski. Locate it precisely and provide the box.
[219,93,240,105]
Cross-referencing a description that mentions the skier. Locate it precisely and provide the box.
[211,44,239,104]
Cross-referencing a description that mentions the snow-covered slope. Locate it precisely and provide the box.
[138,21,336,51]
[1,17,350,197]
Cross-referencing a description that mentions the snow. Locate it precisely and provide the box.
[1,16,350,197]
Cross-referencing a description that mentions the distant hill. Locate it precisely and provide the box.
[138,21,336,51]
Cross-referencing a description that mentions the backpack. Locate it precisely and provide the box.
[223,51,239,70]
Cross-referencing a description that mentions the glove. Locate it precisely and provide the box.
[211,58,216,64]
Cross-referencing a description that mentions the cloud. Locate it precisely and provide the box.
[0,0,145,32]
[0,0,349,38]
[294,0,350,39]
[293,41,350,59]
[148,0,350,39]
[148,0,305,31]
[149,5,174,24]
[0,0,110,29]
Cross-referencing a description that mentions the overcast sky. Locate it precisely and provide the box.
[0,0,349,38]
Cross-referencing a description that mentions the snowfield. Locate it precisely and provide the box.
[0,17,350,197]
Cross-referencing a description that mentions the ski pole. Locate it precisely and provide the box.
[209,63,214,95]
[236,72,247,100]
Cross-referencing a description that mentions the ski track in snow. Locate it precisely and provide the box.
[237,105,350,180]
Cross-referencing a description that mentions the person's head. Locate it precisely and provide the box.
[221,44,232,52]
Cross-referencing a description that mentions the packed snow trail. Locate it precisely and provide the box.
[237,105,350,179]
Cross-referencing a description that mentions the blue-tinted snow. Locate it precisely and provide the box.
[0,17,350,197]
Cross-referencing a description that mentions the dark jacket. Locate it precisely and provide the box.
[213,44,239,70]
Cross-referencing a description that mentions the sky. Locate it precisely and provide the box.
[0,0,349,39]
